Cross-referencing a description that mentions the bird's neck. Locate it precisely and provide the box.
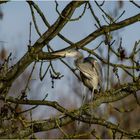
[74,53,83,64]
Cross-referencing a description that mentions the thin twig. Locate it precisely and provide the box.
[39,62,50,81]
[29,4,41,37]
[17,93,48,114]
[88,2,101,27]
[114,10,125,22]
[55,1,88,22]
[55,118,69,138]
[95,1,114,23]
[130,0,140,8]
[29,22,32,46]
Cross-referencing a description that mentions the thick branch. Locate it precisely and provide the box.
[0,80,140,138]
[1,79,140,112]
[0,1,85,92]
[1,5,140,93]
[0,1,8,4]
[1,115,140,138]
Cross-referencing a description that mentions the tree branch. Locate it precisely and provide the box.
[1,3,140,95]
[0,79,140,138]
[0,1,85,93]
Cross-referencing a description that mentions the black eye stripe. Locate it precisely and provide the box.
[83,58,95,67]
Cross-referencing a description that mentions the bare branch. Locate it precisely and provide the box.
[130,0,140,8]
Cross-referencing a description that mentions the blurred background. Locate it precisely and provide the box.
[0,1,140,138]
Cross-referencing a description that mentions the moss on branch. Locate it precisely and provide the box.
[0,80,140,138]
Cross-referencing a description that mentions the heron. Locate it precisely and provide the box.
[53,48,103,100]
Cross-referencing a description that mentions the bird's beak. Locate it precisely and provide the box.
[52,50,67,57]
[52,48,77,57]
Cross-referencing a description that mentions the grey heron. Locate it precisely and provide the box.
[53,48,103,98]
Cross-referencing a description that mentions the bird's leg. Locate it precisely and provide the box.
[77,85,87,127]
[80,85,87,115]
[82,86,87,106]
[89,89,94,127]
[91,88,94,101]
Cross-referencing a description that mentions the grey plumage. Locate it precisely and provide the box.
[75,56,102,92]
[53,48,103,93]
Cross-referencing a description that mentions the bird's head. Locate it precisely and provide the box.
[65,49,82,57]
[53,48,83,59]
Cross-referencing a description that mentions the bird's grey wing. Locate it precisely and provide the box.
[76,62,94,80]
[94,61,103,87]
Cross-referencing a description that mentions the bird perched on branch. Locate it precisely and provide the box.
[53,48,103,98]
